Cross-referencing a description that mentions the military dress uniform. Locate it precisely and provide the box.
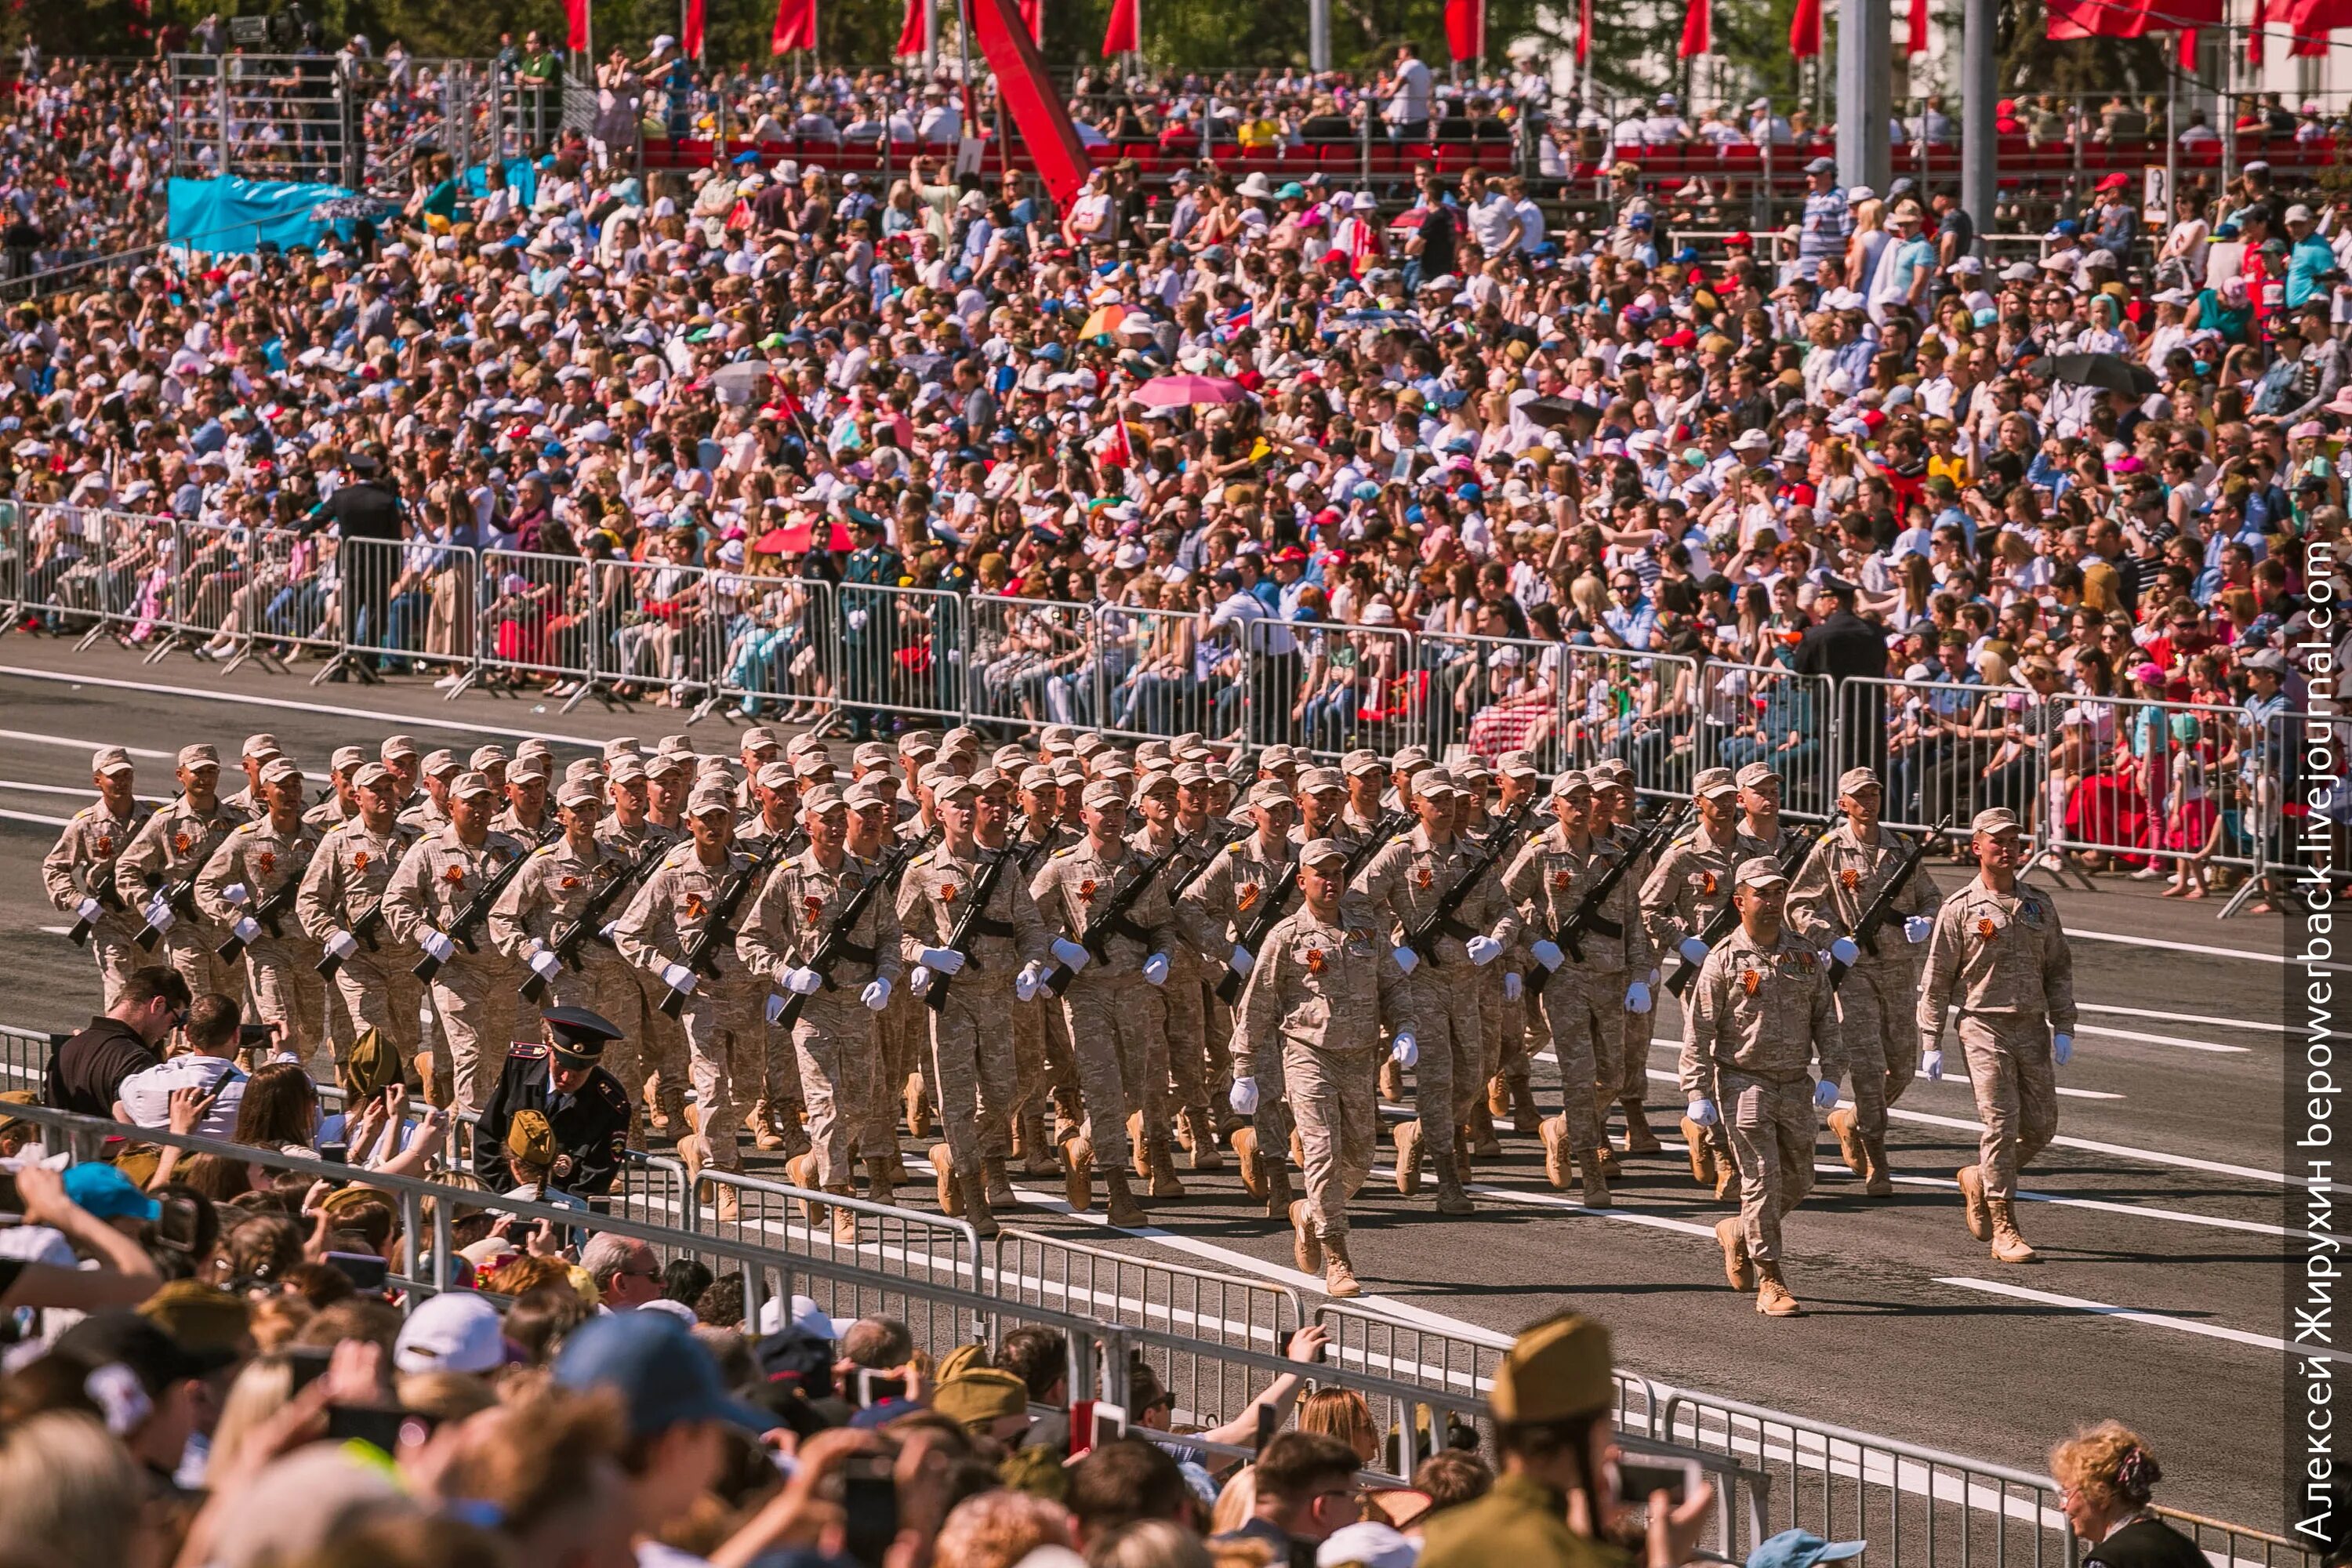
[296,811,427,1090]
[488,833,649,1126]
[43,784,154,1007]
[194,811,328,1065]
[1639,789,1766,1189]
[1181,824,1302,1203]
[1136,815,1227,1171]
[1916,809,2076,1265]
[383,811,529,1114]
[597,811,691,1131]
[1006,813,1082,1172]
[115,786,249,1003]
[475,1010,634,1199]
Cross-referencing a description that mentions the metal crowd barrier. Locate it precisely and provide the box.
[1695,662,1836,822]
[833,580,967,735]
[325,534,480,684]
[719,570,837,726]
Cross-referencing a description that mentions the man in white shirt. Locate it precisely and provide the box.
[115,992,247,1139]
[1384,43,1432,137]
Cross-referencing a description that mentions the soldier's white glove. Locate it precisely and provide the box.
[1465,935,1503,966]
[143,898,175,932]
[1647,967,1661,985]
[1530,938,1564,971]
[909,965,935,997]
[420,929,457,964]
[1502,971,1523,1002]
[1390,946,1418,976]
[1229,943,1254,976]
[1904,915,1933,943]
[2052,1031,2073,1066]
[221,883,249,906]
[1829,936,1860,966]
[1389,1031,1418,1069]
[230,916,263,944]
[600,921,619,941]
[782,965,824,996]
[1677,936,1708,964]
[1687,1097,1719,1127]
[1813,1078,1841,1111]
[1014,963,1043,1002]
[1229,1076,1259,1116]
[1624,980,1652,1014]
[764,992,787,1024]
[659,962,697,994]
[1142,952,1171,986]
[916,945,967,975]
[325,929,359,960]
[74,897,103,924]
[861,976,891,1011]
[528,949,562,981]
[1922,1047,1944,1082]
[1049,938,1088,972]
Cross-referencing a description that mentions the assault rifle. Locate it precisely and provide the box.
[774,828,938,1029]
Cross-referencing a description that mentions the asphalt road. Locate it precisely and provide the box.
[0,633,2295,1527]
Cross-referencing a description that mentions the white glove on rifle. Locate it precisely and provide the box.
[1391,946,1418,976]
[782,966,824,996]
[1229,943,1255,976]
[861,976,891,1011]
[420,929,456,964]
[528,949,562,981]
[1049,937,1089,972]
[1141,952,1171,986]
[1686,1097,1719,1127]
[1014,963,1043,1003]
[1229,1076,1259,1116]
[909,965,935,997]
[1677,936,1708,965]
[659,962,697,994]
[916,945,967,976]
[1389,1031,1418,1069]
[764,992,786,1024]
[1624,980,1652,1014]
[325,929,359,960]
[74,897,103,924]
[1530,938,1564,971]
[143,898,175,932]
[230,916,262,944]
[1813,1078,1841,1111]
[1465,935,1502,966]
[1904,915,1933,943]
[1829,936,1860,967]
[1502,971,1523,1002]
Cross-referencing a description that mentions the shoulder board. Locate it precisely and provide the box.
[533,844,558,858]
[234,821,257,834]
[906,851,933,869]
[1227,840,1247,854]
[1052,846,1080,858]
[593,1076,630,1105]
[71,805,95,822]
[509,1042,549,1060]
[663,848,691,869]
[1667,830,1699,849]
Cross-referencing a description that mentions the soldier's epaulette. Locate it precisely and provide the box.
[533,844,558,858]
[233,821,256,835]
[509,1042,548,1059]
[906,851,933,870]
[1052,845,1080,858]
[1227,840,1246,854]
[1667,829,1699,849]
[662,848,691,869]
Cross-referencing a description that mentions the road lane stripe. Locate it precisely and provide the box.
[2071,927,2314,967]
[2079,1003,2287,1035]
[0,808,71,829]
[2072,1023,2249,1055]
[1935,1277,2328,1359]
[1891,1175,2298,1240]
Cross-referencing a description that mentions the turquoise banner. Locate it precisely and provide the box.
[166,176,363,253]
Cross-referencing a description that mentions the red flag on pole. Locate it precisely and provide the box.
[1017,0,1043,42]
[1445,0,1484,60]
[771,0,815,53]
[2286,0,2352,53]
[1789,0,1820,55]
[1907,0,1928,51]
[1678,0,1711,56]
[2249,0,2265,59]
[1101,0,1136,53]
[1576,0,1595,60]
[2176,26,2198,61]
[564,0,591,52]
[897,0,927,55]
[683,0,705,58]
[2047,0,2217,36]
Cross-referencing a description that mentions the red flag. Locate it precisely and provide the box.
[684,0,705,57]
[564,0,590,51]
[1790,0,1820,54]
[1445,0,1485,59]
[1577,0,1595,60]
[897,0,927,54]
[2047,0,2216,36]
[1907,0,1928,51]
[1101,0,1136,53]
[771,0,815,53]
[2249,0,2265,59]
[1679,0,1711,56]
[2176,25,2197,60]
[1017,0,1043,42]
[2286,0,2352,52]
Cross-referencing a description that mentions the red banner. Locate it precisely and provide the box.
[2286,0,2352,53]
[1790,0,1820,55]
[564,0,590,52]
[968,0,1091,201]
[2046,0,2218,38]
[683,0,704,57]
[1101,0,1136,53]
[897,0,927,55]
[1576,0,1594,60]
[1907,0,1928,50]
[771,0,815,53]
[1017,0,1043,42]
[1678,0,1711,56]
[1445,0,1484,60]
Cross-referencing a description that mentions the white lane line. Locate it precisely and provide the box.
[0,808,71,829]
[2071,1023,2249,1056]
[37,925,69,935]
[0,664,618,748]
[1537,1048,2125,1098]
[1892,1174,2300,1240]
[0,779,173,804]
[0,735,329,783]
[2079,1003,2287,1035]
[1936,1277,2332,1359]
[2071,927,2299,967]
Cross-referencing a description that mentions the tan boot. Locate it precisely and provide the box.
[1454,1133,1475,1185]
[1392,1120,1424,1196]
[961,1171,1000,1240]
[930,1143,962,1215]
[1263,1158,1295,1221]
[1127,1112,1149,1180]
[1323,1232,1363,1299]
[1231,1127,1265,1199]
[1540,1115,1573,1190]
[1577,1147,1613,1208]
[1827,1105,1865,1175]
[829,1186,859,1245]
[775,1112,812,1161]
[1470,1107,1502,1158]
[786,1152,823,1225]
[753,1100,786,1152]
[1508,1077,1542,1135]
[1290,1198,1323,1273]
[1860,1136,1894,1198]
[1755,1262,1803,1316]
[1018,1114,1057,1177]
[1147,1138,1186,1200]
[982,1156,1016,1210]
[1680,1116,1719,1187]
[1379,1057,1403,1104]
[1063,1136,1094,1212]
[1184,1107,1223,1171]
[1956,1164,1991,1242]
[1715,1216,1755,1291]
[1621,1100,1662,1154]
[1713,1162,1743,1206]
[1105,1168,1146,1227]
[864,1156,897,1209]
[1595,1143,1623,1179]
[1989,1198,2040,1264]
[1434,1167,1475,1217]
[1487,1076,1510,1119]
[906,1076,932,1139]
[706,1158,742,1223]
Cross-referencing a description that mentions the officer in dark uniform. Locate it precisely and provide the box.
[476,1006,633,1197]
[1794,575,1889,780]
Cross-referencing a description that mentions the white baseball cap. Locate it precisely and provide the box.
[394,1290,506,1376]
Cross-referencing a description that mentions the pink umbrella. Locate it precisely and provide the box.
[1134,374,1253,408]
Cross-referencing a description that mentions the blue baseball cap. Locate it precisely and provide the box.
[62,1162,160,1222]
[554,1311,778,1438]
[1746,1530,1867,1568]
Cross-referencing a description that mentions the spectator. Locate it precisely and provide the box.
[45,966,187,1117]
[114,992,246,1136]
[1207,1431,1363,1567]
[2052,1422,2206,1566]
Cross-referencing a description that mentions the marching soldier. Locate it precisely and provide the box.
[495,755,552,840]
[43,746,154,1007]
[1916,807,2076,1265]
[488,773,649,1127]
[1483,751,1546,1139]
[1641,765,1763,1197]
[379,735,423,812]
[898,769,1052,1236]
[297,762,427,1095]
[1682,856,1844,1317]
[1590,757,1660,1152]
[1233,838,1417,1299]
[1029,779,1183,1223]
[740,783,904,1241]
[220,734,284,818]
[845,778,925,1180]
[383,771,527,1113]
[736,760,811,1159]
[195,757,328,1067]
[1132,767,1223,1173]
[1788,766,1944,1195]
[598,753,691,1137]
[612,785,768,1216]
[1501,771,1653,1207]
[475,1006,633,1199]
[1357,768,1519,1214]
[305,746,365,831]
[115,742,249,1004]
[398,750,459,834]
[1006,764,1080,1174]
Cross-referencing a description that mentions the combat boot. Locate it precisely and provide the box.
[1379,1056,1403,1104]
[1104,1168,1146,1227]
[1956,1163,1991,1241]
[1454,1131,1475,1185]
[1714,1217,1754,1290]
[982,1156,1016,1210]
[1231,1127,1266,1199]
[1860,1136,1894,1198]
[1128,1112,1149,1180]
[864,1156,898,1209]
[1755,1262,1802,1316]
[1471,1108,1502,1159]
[1184,1106,1223,1171]
[1020,1114,1058,1177]
[1988,1198,2040,1264]
[930,1143,962,1215]
[1147,1139,1187,1200]
[1289,1198,1323,1273]
[1713,1163,1743,1206]
[1827,1105,1865,1175]
[1323,1233,1363,1299]
[1508,1076,1542,1134]
[1577,1147,1613,1208]
[710,1168,742,1224]
[1392,1120,1425,1196]
[774,1109,812,1160]
[1264,1158,1295,1220]
[1595,1143,1623,1179]
[828,1186,859,1246]
[1539,1115,1573,1190]
[1063,1136,1094,1212]
[960,1171,1000,1240]
[1487,1076,1510,1120]
[1621,1098,1663,1154]
[785,1152,823,1224]
[1433,1167,1475,1217]
[905,1076,932,1139]
[753,1099,786,1152]
[1681,1115,1719,1187]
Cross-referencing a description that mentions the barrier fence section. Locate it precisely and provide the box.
[719,571,838,727]
[161,521,342,673]
[331,535,480,681]
[1695,662,1837,822]
[15,503,180,648]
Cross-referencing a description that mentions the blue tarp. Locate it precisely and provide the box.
[167,176,360,252]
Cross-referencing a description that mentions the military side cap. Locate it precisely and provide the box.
[931,1367,1029,1428]
[1299,837,1348,868]
[1736,855,1788,889]
[507,1109,557,1167]
[1971,807,2022,837]
[343,1025,403,1098]
[1693,767,1739,798]
[1550,770,1592,797]
[1492,1311,1613,1424]
[1837,767,1882,796]
[545,1006,624,1062]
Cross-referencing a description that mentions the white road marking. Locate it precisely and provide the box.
[2078,1003,2286,1035]
[0,808,70,829]
[0,779,172,804]
[2071,927,2304,967]
[0,736,328,782]
[36,924,69,935]
[1936,1277,2332,1359]
[1892,1174,2300,1240]
[2071,1023,2249,1055]
[2055,1087,2125,1101]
